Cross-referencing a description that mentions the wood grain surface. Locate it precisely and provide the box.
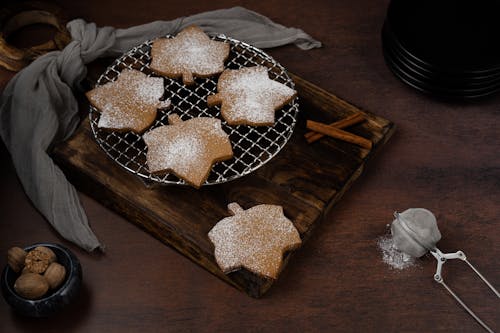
[51,71,393,297]
[0,0,499,332]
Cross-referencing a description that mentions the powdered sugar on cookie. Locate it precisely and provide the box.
[208,202,302,279]
[147,134,204,176]
[142,114,233,188]
[86,69,170,133]
[207,66,297,126]
[150,25,230,85]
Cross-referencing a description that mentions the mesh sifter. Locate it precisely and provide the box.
[392,209,500,333]
[89,34,299,186]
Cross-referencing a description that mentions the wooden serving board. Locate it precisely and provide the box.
[52,73,395,297]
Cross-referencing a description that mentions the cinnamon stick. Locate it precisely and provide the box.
[305,113,365,143]
[306,120,372,149]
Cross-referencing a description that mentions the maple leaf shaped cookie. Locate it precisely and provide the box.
[208,202,302,279]
[150,25,230,85]
[207,66,297,126]
[143,114,233,188]
[86,69,170,133]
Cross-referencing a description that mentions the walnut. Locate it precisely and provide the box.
[34,246,57,263]
[24,247,56,274]
[14,273,49,299]
[44,262,66,289]
[7,247,27,273]
[8,244,69,300]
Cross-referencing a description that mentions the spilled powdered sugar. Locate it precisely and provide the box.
[378,233,416,270]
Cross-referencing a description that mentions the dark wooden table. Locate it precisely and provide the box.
[1,1,499,332]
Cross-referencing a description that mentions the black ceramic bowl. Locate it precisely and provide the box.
[1,243,82,317]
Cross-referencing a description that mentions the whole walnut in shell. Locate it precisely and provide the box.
[44,262,66,289]
[7,247,27,273]
[14,273,49,299]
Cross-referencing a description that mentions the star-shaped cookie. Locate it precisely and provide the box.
[150,25,230,85]
[207,66,297,126]
[86,69,170,133]
[208,202,302,279]
[142,114,233,188]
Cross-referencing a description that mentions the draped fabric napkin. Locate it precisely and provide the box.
[0,7,321,252]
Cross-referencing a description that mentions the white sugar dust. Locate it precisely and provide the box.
[378,233,416,270]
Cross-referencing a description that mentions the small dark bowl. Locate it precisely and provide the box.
[1,243,82,317]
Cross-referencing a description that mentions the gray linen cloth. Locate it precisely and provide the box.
[0,7,321,252]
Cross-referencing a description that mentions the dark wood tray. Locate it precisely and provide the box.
[52,73,395,297]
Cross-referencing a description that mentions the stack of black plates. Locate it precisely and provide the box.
[382,0,500,99]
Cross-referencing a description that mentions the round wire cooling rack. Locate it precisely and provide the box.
[89,34,299,186]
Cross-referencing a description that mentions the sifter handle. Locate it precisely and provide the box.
[431,248,499,333]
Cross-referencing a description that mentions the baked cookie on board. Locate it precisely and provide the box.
[208,202,302,279]
[207,66,297,126]
[150,25,230,85]
[86,69,170,133]
[142,114,233,188]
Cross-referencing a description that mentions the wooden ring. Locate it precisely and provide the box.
[0,1,71,72]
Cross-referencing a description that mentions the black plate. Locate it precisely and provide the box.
[386,0,500,74]
[382,21,500,81]
[383,43,500,99]
[384,46,500,95]
[382,27,500,89]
